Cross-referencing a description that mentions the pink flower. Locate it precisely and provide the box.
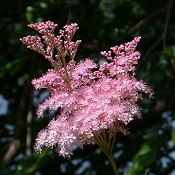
[20,21,153,158]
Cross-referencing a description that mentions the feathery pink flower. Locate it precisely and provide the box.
[20,21,153,158]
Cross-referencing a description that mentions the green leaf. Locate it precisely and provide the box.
[171,129,175,144]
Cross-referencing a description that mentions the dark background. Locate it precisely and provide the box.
[0,0,175,174]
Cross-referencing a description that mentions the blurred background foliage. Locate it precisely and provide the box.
[0,0,175,175]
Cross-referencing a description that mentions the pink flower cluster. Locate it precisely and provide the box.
[20,21,153,157]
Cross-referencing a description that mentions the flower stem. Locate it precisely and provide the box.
[102,147,120,175]
[94,131,120,175]
[62,56,73,91]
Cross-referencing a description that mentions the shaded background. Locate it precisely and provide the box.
[0,0,175,174]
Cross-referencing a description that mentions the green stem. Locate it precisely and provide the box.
[103,148,120,175]
[94,131,120,175]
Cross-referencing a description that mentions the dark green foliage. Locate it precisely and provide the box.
[1,0,175,175]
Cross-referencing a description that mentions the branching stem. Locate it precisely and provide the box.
[94,130,120,175]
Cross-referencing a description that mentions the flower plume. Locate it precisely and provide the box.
[20,21,153,158]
